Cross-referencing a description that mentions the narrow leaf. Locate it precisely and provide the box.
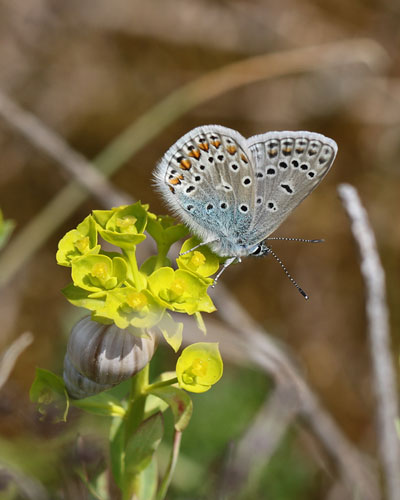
[157,313,183,352]
[124,412,164,477]
[138,456,158,500]
[72,392,126,417]
[149,386,192,432]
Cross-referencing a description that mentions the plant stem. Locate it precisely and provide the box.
[122,364,150,500]
[145,377,179,393]
[125,364,149,440]
[154,244,168,271]
[124,247,145,290]
[156,430,182,500]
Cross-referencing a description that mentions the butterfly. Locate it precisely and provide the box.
[154,125,337,289]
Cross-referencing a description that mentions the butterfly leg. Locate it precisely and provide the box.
[179,239,219,256]
[212,257,238,287]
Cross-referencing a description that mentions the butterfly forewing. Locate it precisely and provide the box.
[155,125,256,249]
[246,131,337,242]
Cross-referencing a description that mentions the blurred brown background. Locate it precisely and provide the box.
[0,0,399,499]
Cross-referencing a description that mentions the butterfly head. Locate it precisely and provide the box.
[208,237,270,258]
[248,241,271,258]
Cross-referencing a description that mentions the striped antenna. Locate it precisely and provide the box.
[266,246,309,300]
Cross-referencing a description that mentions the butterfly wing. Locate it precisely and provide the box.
[154,125,257,255]
[245,131,337,243]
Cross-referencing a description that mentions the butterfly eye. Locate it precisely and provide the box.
[251,245,262,256]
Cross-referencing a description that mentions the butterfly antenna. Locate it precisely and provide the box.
[266,237,324,243]
[267,246,309,300]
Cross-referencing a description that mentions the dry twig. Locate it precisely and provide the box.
[338,183,400,500]
[0,91,131,208]
[0,331,33,390]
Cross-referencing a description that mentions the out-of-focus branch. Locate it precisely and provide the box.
[0,91,132,208]
[0,332,33,390]
[0,465,49,500]
[219,383,298,497]
[338,183,400,500]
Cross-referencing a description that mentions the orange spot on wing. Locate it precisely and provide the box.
[283,147,292,153]
[169,186,175,193]
[169,177,181,185]
[227,145,237,155]
[178,174,184,180]
[211,140,221,148]
[198,142,209,151]
[188,149,201,159]
[180,159,191,170]
[240,153,248,163]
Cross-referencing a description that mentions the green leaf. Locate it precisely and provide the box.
[29,368,69,422]
[148,386,192,431]
[71,392,126,417]
[137,456,158,500]
[144,394,169,419]
[194,312,206,335]
[99,229,146,248]
[62,283,107,312]
[156,313,183,352]
[124,412,164,478]
[146,213,188,249]
[92,208,114,229]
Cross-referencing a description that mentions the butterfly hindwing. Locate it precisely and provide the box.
[246,131,337,242]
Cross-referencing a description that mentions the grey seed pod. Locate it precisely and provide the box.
[63,316,157,399]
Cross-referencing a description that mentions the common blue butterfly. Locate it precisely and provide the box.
[154,125,337,287]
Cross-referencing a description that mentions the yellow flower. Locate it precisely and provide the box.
[176,343,223,393]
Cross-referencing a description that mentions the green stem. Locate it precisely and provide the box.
[125,364,149,440]
[145,377,178,393]
[154,243,169,271]
[156,430,182,500]
[122,364,150,500]
[124,247,144,290]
